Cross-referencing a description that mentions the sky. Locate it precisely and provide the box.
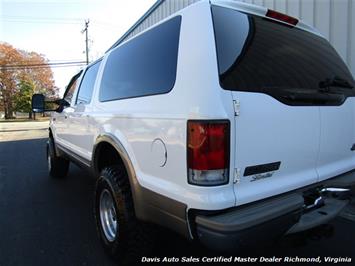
[0,0,156,95]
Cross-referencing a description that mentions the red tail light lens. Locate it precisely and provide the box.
[187,120,230,186]
[266,9,298,26]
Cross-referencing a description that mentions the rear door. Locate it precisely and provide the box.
[230,92,320,205]
[212,5,355,205]
[318,101,355,181]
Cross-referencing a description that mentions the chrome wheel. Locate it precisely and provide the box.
[99,189,118,242]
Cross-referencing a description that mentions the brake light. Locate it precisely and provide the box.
[187,120,229,186]
[266,9,298,26]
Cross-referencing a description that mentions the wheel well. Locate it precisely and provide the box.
[94,142,125,174]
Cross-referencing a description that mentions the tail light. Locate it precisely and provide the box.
[187,120,230,186]
[266,9,298,26]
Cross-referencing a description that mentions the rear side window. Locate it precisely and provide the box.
[212,6,355,105]
[99,16,181,102]
[76,60,101,105]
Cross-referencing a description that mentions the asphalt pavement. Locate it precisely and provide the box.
[0,123,354,265]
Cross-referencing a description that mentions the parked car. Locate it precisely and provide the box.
[32,0,355,263]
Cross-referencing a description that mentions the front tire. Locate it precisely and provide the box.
[47,138,69,178]
[94,166,153,264]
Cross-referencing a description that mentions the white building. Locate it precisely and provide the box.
[111,0,355,77]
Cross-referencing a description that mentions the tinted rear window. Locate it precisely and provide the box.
[212,6,355,104]
[99,16,181,102]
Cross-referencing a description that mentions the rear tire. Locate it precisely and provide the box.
[47,138,69,178]
[94,165,153,264]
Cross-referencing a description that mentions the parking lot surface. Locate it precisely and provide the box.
[0,121,49,142]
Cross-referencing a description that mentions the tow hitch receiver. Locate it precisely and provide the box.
[287,187,350,234]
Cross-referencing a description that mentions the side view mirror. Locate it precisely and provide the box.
[31,94,45,113]
[52,99,70,113]
[31,94,70,113]
[54,99,70,108]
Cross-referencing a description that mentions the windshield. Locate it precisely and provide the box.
[212,5,355,105]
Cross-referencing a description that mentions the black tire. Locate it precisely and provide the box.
[47,138,69,178]
[94,166,154,264]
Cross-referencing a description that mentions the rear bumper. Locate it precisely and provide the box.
[195,194,303,251]
[193,170,355,251]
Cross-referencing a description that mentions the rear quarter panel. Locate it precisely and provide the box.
[90,1,236,210]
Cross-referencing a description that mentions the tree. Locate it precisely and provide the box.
[14,80,35,118]
[0,42,57,119]
[18,51,57,97]
[0,43,23,119]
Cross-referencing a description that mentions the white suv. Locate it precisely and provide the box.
[32,0,355,263]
